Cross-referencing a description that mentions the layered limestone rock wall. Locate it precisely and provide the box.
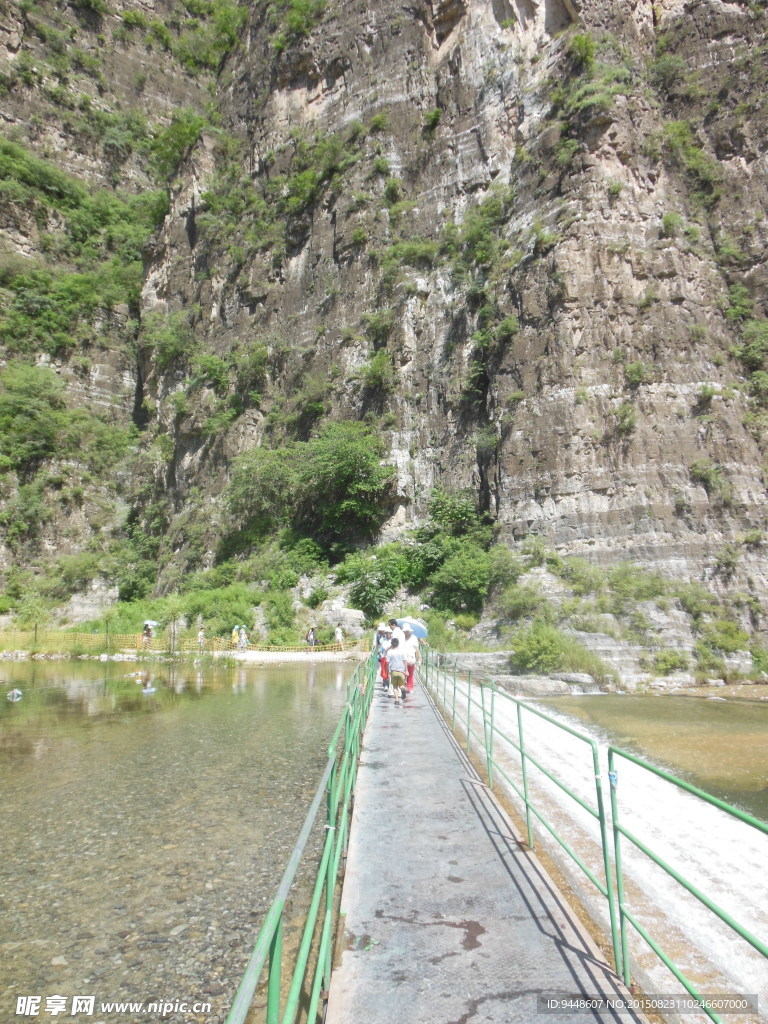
[2,0,767,612]
[139,0,768,598]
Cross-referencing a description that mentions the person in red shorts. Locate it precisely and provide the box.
[401,625,421,692]
[377,624,391,689]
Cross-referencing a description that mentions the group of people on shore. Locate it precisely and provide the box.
[374,618,421,706]
[305,624,345,648]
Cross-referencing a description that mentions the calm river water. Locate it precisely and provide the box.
[0,658,352,1024]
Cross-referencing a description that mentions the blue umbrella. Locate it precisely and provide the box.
[396,617,428,639]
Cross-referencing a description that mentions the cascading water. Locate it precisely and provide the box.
[446,680,768,1023]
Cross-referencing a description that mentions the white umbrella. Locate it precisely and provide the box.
[396,617,428,639]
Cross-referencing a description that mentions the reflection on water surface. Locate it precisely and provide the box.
[0,658,351,1023]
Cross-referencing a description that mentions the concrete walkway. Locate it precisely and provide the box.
[326,677,646,1024]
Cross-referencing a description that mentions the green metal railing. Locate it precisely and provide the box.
[226,654,376,1024]
[422,649,767,1022]
[609,746,768,1023]
[421,649,621,973]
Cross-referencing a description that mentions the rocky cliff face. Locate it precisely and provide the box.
[2,0,768,621]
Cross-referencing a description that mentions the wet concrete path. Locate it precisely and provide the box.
[326,678,646,1024]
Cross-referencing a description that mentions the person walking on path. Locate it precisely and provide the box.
[334,623,344,649]
[386,637,406,705]
[197,626,206,652]
[305,626,316,647]
[401,625,420,692]
[376,625,391,689]
[388,618,405,646]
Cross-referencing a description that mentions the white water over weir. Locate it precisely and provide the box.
[428,671,768,1024]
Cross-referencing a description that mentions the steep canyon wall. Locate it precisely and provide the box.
[2,0,768,612]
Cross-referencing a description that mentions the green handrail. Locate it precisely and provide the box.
[421,649,767,1016]
[609,745,767,1021]
[226,654,376,1024]
[421,652,622,973]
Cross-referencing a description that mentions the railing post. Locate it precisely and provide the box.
[466,670,472,753]
[480,683,492,788]
[488,680,495,790]
[324,777,336,989]
[451,664,457,730]
[266,917,282,1024]
[608,749,631,987]
[516,702,534,848]
[593,746,622,977]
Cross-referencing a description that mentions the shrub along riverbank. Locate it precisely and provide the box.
[5,487,767,686]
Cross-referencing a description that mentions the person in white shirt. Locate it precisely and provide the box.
[401,626,421,692]
[386,638,407,705]
[379,627,392,689]
[388,618,405,645]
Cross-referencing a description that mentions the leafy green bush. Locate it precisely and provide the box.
[227,421,394,551]
[357,350,394,395]
[272,0,326,52]
[510,620,566,673]
[661,121,722,206]
[674,582,718,621]
[362,308,394,346]
[568,32,596,70]
[552,556,604,596]
[174,0,246,71]
[648,53,687,90]
[446,183,516,271]
[305,586,328,609]
[191,353,230,392]
[496,583,546,622]
[693,642,727,677]
[700,619,749,654]
[607,563,667,603]
[0,362,136,481]
[424,108,441,130]
[725,283,753,323]
[427,489,481,536]
[0,362,65,468]
[624,360,650,387]
[615,402,637,435]
[511,619,614,682]
[689,458,723,494]
[349,569,398,619]
[736,319,768,370]
[262,589,296,640]
[489,545,526,588]
[149,109,207,180]
[430,546,492,612]
[494,315,519,344]
[0,479,50,548]
[0,140,166,353]
[652,649,690,675]
[140,311,195,371]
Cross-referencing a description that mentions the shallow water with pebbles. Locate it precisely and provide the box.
[0,659,352,1023]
